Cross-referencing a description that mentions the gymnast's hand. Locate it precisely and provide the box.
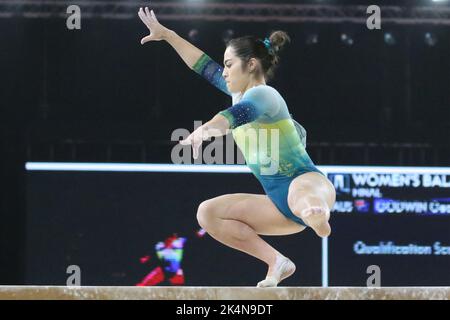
[138,6,169,44]
[179,126,210,160]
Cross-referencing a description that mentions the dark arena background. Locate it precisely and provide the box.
[1,0,449,301]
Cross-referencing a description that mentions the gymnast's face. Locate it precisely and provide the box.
[222,46,258,93]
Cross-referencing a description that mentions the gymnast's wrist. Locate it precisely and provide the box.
[163,29,176,41]
[200,125,210,140]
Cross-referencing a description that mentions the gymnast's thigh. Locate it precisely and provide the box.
[198,193,306,236]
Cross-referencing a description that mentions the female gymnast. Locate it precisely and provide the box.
[138,6,336,287]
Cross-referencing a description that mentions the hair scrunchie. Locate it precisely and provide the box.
[262,37,274,54]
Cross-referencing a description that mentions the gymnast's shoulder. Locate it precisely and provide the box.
[242,84,281,100]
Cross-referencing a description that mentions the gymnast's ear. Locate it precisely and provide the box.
[247,58,258,73]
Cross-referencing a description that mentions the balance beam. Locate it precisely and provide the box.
[0,286,449,300]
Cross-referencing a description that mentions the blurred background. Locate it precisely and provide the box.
[1,0,449,286]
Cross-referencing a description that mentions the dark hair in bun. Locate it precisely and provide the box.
[227,30,290,81]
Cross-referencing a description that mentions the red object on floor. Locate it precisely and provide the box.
[136,266,165,286]
[169,270,185,285]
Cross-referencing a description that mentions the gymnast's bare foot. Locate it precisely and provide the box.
[300,206,331,238]
[257,254,296,288]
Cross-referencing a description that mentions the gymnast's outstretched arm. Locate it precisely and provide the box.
[138,6,230,96]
